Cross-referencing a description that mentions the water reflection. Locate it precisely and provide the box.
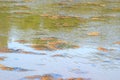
[0,0,120,80]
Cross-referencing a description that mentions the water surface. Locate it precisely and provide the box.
[0,0,120,80]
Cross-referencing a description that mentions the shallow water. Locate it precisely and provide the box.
[0,0,120,80]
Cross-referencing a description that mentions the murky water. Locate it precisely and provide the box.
[0,0,120,80]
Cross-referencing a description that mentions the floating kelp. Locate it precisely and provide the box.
[15,40,28,44]
[0,6,10,11]
[39,15,86,31]
[0,47,27,54]
[0,48,12,53]
[51,54,65,57]
[90,16,106,21]
[40,14,86,26]
[87,32,100,36]
[0,57,6,61]
[30,37,79,51]
[113,41,120,45]
[40,14,81,19]
[0,0,23,3]
[13,12,33,15]
[11,5,30,10]
[0,64,31,71]
[97,47,108,52]
[10,12,87,33]
[23,0,33,2]
[52,1,106,7]
[0,48,23,54]
[47,1,106,14]
[90,15,120,22]
[21,74,87,80]
[111,8,120,11]
[0,64,14,71]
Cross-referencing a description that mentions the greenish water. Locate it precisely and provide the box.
[0,0,120,80]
